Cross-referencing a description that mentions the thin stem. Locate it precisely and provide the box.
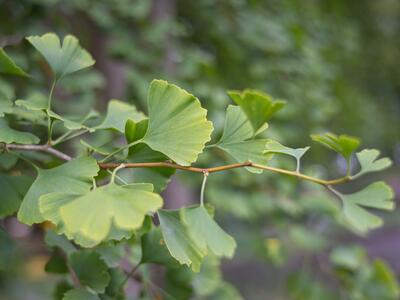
[6,144,72,161]
[115,264,141,300]
[111,163,125,183]
[46,79,57,143]
[200,171,209,206]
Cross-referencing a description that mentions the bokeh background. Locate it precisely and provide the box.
[1,0,400,299]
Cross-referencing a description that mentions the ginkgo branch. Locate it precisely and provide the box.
[5,143,351,186]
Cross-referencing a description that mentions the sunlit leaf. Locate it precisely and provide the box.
[18,156,99,225]
[353,149,392,179]
[41,183,162,247]
[0,119,40,144]
[142,80,213,166]
[228,89,285,134]
[217,106,271,173]
[158,209,206,272]
[27,33,95,79]
[311,132,360,161]
[70,250,110,293]
[335,181,394,233]
[181,206,236,258]
[0,48,28,76]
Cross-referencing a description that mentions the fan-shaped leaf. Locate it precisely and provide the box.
[353,149,392,179]
[0,174,32,218]
[181,206,236,258]
[265,140,310,172]
[335,181,394,233]
[158,209,206,272]
[0,48,28,76]
[311,132,360,161]
[18,156,99,225]
[15,92,47,111]
[0,119,40,144]
[27,33,95,79]
[217,106,271,173]
[142,80,213,166]
[41,183,163,247]
[228,89,285,134]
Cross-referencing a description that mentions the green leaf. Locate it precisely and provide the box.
[0,119,40,144]
[18,156,99,225]
[125,119,175,192]
[353,149,392,179]
[158,209,206,272]
[181,206,236,258]
[44,229,76,255]
[142,79,213,166]
[15,92,48,111]
[62,289,100,300]
[0,48,28,76]
[217,106,271,173]
[311,132,360,161]
[265,139,310,172]
[335,181,394,233]
[95,99,146,133]
[45,252,69,274]
[40,183,163,247]
[70,250,110,293]
[228,89,285,134]
[27,33,95,79]
[0,174,32,218]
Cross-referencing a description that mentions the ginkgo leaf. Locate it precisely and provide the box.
[26,33,95,79]
[0,119,40,144]
[181,206,236,258]
[0,48,28,76]
[311,132,360,161]
[142,80,213,166]
[15,92,47,111]
[335,181,394,233]
[158,209,206,272]
[265,140,310,172]
[18,156,99,225]
[43,183,163,247]
[63,289,100,300]
[95,99,146,132]
[48,110,89,131]
[0,174,32,218]
[125,119,175,192]
[70,250,110,293]
[228,89,285,134]
[353,149,392,179]
[217,106,271,173]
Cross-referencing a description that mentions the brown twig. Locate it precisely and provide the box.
[5,144,351,186]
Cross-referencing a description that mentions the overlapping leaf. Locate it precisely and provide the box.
[216,105,271,173]
[353,149,392,179]
[15,92,47,111]
[40,183,163,247]
[311,132,360,161]
[18,156,99,225]
[27,33,95,79]
[95,99,146,132]
[228,89,285,134]
[158,209,206,272]
[141,80,213,166]
[0,48,28,76]
[335,181,394,233]
[63,289,100,300]
[0,119,40,144]
[181,206,236,258]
